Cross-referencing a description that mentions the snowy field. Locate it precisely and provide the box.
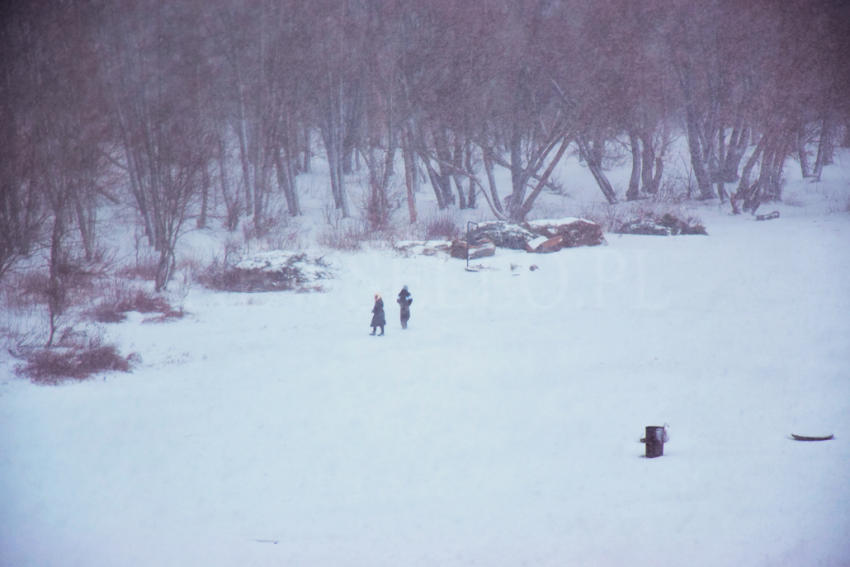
[2,171,850,565]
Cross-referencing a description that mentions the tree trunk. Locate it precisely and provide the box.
[234,89,254,216]
[685,107,715,199]
[402,128,418,224]
[46,211,66,347]
[217,135,239,231]
[797,127,811,178]
[253,148,270,225]
[483,153,503,215]
[719,123,748,182]
[423,156,447,210]
[652,157,664,194]
[506,129,530,219]
[197,163,210,228]
[451,136,467,209]
[732,134,766,214]
[756,134,790,205]
[626,131,641,201]
[639,130,658,193]
[577,136,617,204]
[432,129,456,206]
[813,115,834,180]
[74,189,97,260]
[321,92,350,217]
[465,142,476,208]
[154,244,176,293]
[274,146,301,216]
[300,126,312,172]
[516,136,570,221]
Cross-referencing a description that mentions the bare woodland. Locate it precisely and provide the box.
[2,0,849,293]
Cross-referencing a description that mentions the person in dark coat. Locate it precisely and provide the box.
[370,293,385,335]
[397,285,413,329]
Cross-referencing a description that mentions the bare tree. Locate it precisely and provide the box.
[0,9,45,279]
[312,1,363,218]
[5,2,107,341]
[100,2,211,290]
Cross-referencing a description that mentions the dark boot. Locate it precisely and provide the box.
[379,326,384,336]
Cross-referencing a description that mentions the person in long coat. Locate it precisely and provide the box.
[397,285,413,329]
[370,293,385,335]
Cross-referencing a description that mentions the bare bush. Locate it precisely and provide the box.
[657,165,695,204]
[318,220,369,251]
[242,208,288,242]
[199,253,331,293]
[577,203,630,233]
[423,213,460,240]
[2,269,50,309]
[15,339,136,385]
[88,282,181,323]
[266,228,302,252]
[117,258,160,281]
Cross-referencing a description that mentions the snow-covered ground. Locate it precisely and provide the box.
[2,156,850,565]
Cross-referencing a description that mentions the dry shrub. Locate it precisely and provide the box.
[1,269,49,310]
[577,203,629,232]
[199,253,331,293]
[423,213,460,240]
[242,213,283,241]
[118,289,172,313]
[17,342,135,385]
[89,284,181,323]
[318,222,368,251]
[2,259,105,320]
[117,258,159,281]
[141,310,185,323]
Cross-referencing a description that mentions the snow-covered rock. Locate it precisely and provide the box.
[617,213,707,236]
[394,240,452,257]
[465,218,605,254]
[469,221,538,250]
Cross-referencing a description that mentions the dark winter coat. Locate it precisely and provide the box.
[397,288,412,320]
[371,298,386,327]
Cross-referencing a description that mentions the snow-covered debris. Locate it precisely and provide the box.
[201,251,332,292]
[755,210,780,221]
[400,220,605,259]
[616,218,671,236]
[449,238,496,259]
[469,221,538,250]
[463,218,605,254]
[525,217,586,234]
[617,212,707,236]
[524,217,605,250]
[527,235,551,251]
[394,240,452,257]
